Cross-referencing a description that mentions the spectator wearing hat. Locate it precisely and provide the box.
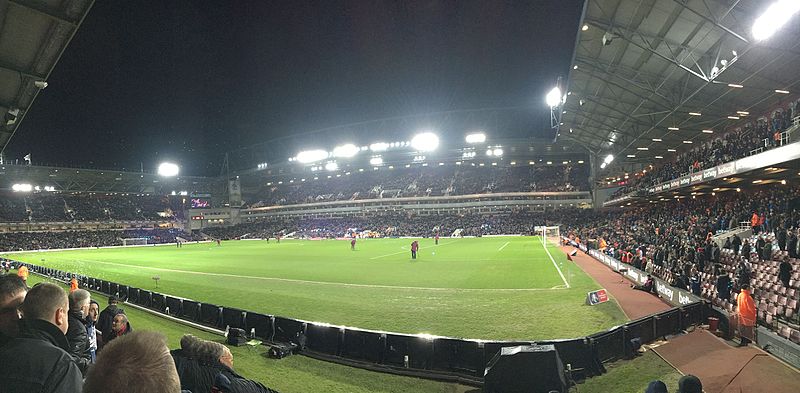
[97,295,123,345]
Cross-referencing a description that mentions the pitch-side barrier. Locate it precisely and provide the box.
[8,253,709,389]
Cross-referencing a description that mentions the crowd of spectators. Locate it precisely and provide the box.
[0,228,197,252]
[567,182,800,339]
[0,276,276,392]
[202,209,592,240]
[0,192,182,223]
[610,101,799,199]
[249,164,589,207]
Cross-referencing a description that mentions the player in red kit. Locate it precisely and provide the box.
[411,240,419,259]
[351,238,356,250]
[435,234,439,245]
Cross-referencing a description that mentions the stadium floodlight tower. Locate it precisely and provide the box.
[546,76,565,141]
[157,162,179,177]
[465,132,486,144]
[410,132,439,152]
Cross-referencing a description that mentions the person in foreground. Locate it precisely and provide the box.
[677,374,703,393]
[66,288,92,374]
[83,330,182,393]
[0,275,27,348]
[0,282,83,393]
[172,334,278,393]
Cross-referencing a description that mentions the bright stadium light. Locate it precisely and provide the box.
[296,149,329,164]
[492,148,503,157]
[410,132,439,152]
[369,142,389,152]
[546,87,562,107]
[465,133,486,144]
[752,0,800,41]
[332,143,359,158]
[369,156,383,166]
[157,162,179,177]
[603,154,614,164]
[11,183,33,192]
[324,161,339,171]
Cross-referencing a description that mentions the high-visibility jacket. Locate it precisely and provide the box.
[70,278,78,293]
[17,265,28,280]
[751,213,759,228]
[737,289,757,327]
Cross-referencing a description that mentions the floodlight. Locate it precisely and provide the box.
[600,162,607,169]
[369,157,383,166]
[603,154,614,164]
[324,162,339,171]
[486,149,493,156]
[296,149,329,164]
[546,87,562,107]
[753,0,800,41]
[492,148,503,157]
[332,143,359,158]
[157,162,179,177]
[410,132,439,152]
[369,142,389,152]
[11,183,33,192]
[465,133,486,144]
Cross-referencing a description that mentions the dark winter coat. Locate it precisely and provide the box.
[171,349,278,393]
[66,309,91,374]
[0,319,83,393]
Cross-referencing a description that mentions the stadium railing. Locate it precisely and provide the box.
[13,259,709,388]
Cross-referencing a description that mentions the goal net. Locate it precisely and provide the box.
[538,226,561,248]
[122,238,148,246]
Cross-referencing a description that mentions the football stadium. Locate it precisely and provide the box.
[1,1,800,393]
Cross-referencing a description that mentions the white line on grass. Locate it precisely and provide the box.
[541,240,570,289]
[60,257,565,292]
[368,240,458,260]
[498,241,510,251]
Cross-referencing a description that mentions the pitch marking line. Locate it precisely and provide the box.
[368,240,458,260]
[60,257,565,292]
[541,239,570,289]
[498,241,510,251]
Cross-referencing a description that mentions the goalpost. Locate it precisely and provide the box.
[538,226,561,248]
[122,238,149,247]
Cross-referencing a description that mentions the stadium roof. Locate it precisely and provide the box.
[0,0,94,152]
[561,0,800,169]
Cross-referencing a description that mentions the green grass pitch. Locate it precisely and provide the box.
[5,236,627,340]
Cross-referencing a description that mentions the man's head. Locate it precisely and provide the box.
[108,295,120,305]
[111,313,128,332]
[88,300,99,322]
[68,288,91,316]
[0,275,28,337]
[83,331,181,393]
[677,374,703,393]
[21,282,69,334]
[194,338,234,369]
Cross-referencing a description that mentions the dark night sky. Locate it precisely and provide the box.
[9,0,583,175]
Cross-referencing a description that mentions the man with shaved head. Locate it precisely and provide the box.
[0,282,83,392]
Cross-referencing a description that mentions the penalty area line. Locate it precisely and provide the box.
[498,241,510,251]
